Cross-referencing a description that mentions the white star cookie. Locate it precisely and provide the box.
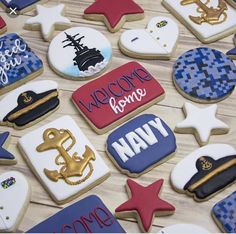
[175,102,229,146]
[24,4,71,41]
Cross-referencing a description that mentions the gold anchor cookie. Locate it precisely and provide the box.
[36,128,96,185]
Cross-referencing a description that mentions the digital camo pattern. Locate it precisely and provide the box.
[174,47,236,101]
[213,191,236,233]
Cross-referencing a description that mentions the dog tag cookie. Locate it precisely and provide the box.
[162,0,236,43]
[119,16,179,59]
[158,224,210,233]
[106,114,176,177]
[0,17,6,35]
[171,144,236,201]
[84,0,144,33]
[0,171,31,232]
[227,34,236,59]
[212,191,236,233]
[0,132,16,165]
[18,115,110,204]
[116,179,175,232]
[27,195,125,233]
[48,27,112,80]
[173,47,236,103]
[72,62,165,134]
[0,80,59,129]
[0,33,43,96]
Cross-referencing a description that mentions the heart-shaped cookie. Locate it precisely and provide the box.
[119,16,179,59]
[0,171,31,232]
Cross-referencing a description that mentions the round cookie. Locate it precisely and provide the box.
[173,47,236,103]
[158,224,210,233]
[48,27,112,80]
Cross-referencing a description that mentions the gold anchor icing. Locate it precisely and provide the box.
[199,157,212,170]
[21,92,33,104]
[36,128,96,185]
[180,0,227,25]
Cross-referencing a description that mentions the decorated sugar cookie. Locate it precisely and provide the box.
[0,0,47,13]
[175,103,229,146]
[158,224,210,233]
[162,0,236,43]
[27,195,125,233]
[0,132,16,165]
[106,114,176,177]
[0,80,60,129]
[72,62,165,134]
[24,4,71,42]
[0,16,6,35]
[119,16,179,59]
[226,0,236,8]
[212,191,236,233]
[171,144,236,201]
[84,0,144,33]
[18,115,110,204]
[226,34,236,59]
[173,47,236,103]
[115,179,175,232]
[48,27,112,80]
[0,33,43,96]
[0,171,31,232]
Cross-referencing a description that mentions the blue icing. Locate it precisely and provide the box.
[0,132,15,160]
[101,47,112,60]
[0,33,43,89]
[106,114,176,175]
[64,65,81,77]
[213,191,236,233]
[227,47,236,57]
[173,47,236,101]
[26,195,125,233]
[1,0,39,11]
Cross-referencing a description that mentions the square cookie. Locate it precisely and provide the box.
[18,115,110,204]
[162,0,236,43]
[27,195,125,233]
[0,33,43,95]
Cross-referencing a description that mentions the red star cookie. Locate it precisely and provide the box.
[0,16,6,34]
[115,179,175,232]
[84,0,144,32]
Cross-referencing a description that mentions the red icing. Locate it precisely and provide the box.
[84,0,144,28]
[72,62,165,131]
[115,179,175,232]
[0,16,6,30]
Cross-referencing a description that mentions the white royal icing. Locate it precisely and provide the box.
[163,0,236,41]
[0,171,31,232]
[0,80,58,121]
[25,4,71,41]
[119,16,179,57]
[158,223,210,233]
[48,27,112,79]
[175,102,229,145]
[170,144,236,190]
[18,115,110,203]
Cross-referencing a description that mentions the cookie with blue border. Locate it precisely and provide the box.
[173,47,236,103]
[212,191,236,233]
[106,114,176,177]
[0,33,43,96]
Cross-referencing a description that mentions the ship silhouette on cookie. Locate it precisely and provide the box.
[62,32,104,72]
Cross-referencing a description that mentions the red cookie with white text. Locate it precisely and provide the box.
[72,62,165,134]
[0,16,6,34]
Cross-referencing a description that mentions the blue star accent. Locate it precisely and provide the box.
[226,47,236,58]
[0,132,15,162]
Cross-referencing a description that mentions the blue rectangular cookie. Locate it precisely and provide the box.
[1,0,41,12]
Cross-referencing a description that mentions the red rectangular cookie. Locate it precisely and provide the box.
[72,62,165,134]
[0,16,6,34]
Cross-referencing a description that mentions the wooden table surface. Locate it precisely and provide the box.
[0,0,236,232]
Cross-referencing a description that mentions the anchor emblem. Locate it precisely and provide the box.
[181,0,227,25]
[21,92,33,104]
[36,128,96,185]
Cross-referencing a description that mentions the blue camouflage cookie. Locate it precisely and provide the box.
[173,47,236,103]
[212,191,236,233]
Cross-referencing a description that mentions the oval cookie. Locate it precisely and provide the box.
[106,114,176,177]
[48,27,112,80]
[173,47,236,103]
[171,144,236,201]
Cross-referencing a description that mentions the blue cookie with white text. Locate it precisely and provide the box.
[212,191,236,233]
[106,114,176,177]
[0,33,43,95]
[27,195,125,233]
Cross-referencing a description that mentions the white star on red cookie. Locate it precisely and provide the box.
[25,4,71,41]
[175,102,229,146]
